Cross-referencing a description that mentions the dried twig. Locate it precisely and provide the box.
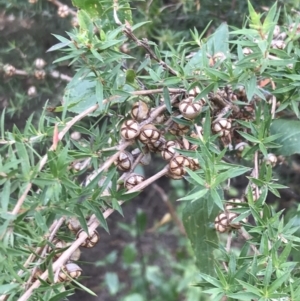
[113,1,178,76]
[153,183,186,235]
[17,165,169,301]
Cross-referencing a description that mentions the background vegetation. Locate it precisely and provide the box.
[1,1,300,301]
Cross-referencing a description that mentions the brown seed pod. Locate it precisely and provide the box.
[3,64,16,77]
[242,47,253,56]
[27,86,37,97]
[179,97,202,120]
[114,151,134,171]
[138,124,161,144]
[120,119,140,140]
[250,186,262,202]
[147,136,166,153]
[32,268,43,282]
[214,212,230,233]
[166,171,185,180]
[188,86,201,97]
[213,52,226,63]
[161,141,181,161]
[214,212,240,233]
[71,16,79,27]
[169,122,190,136]
[234,142,249,153]
[289,23,300,34]
[76,229,100,248]
[181,137,198,151]
[67,217,81,233]
[34,58,46,69]
[57,5,70,18]
[34,69,46,80]
[225,198,243,211]
[69,248,81,261]
[168,155,191,177]
[264,153,277,167]
[188,157,200,171]
[212,119,231,137]
[49,238,67,258]
[58,263,82,282]
[131,100,150,121]
[125,173,145,190]
[271,40,286,50]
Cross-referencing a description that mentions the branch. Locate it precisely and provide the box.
[17,166,169,301]
[152,183,186,235]
[113,1,178,76]
[10,103,99,217]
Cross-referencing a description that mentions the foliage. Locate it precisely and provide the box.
[1,0,300,301]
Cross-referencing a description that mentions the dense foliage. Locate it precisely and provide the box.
[1,1,300,301]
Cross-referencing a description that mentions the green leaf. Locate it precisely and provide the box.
[178,188,209,202]
[49,290,74,301]
[268,271,290,293]
[206,23,229,55]
[125,69,136,84]
[84,201,109,233]
[72,0,132,26]
[270,119,300,155]
[1,180,10,212]
[182,190,221,275]
[105,272,119,295]
[0,284,19,294]
[163,86,172,114]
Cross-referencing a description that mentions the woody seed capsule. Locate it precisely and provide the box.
[161,141,181,161]
[147,136,166,153]
[58,263,82,282]
[212,118,231,137]
[179,97,202,120]
[114,151,134,171]
[76,229,100,248]
[125,173,145,190]
[120,119,140,140]
[168,155,191,177]
[131,100,150,121]
[264,153,277,167]
[138,124,161,144]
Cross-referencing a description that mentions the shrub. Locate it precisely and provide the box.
[1,1,300,300]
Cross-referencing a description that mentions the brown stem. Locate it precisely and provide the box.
[17,166,169,301]
[48,0,77,16]
[113,1,178,76]
[10,103,99,218]
[152,183,186,235]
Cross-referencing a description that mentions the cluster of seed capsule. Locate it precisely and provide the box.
[214,198,248,233]
[34,218,100,283]
[114,89,226,188]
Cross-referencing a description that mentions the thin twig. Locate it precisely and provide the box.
[113,1,178,76]
[209,92,240,113]
[239,228,259,255]
[152,183,186,235]
[25,217,66,288]
[226,231,232,252]
[253,151,260,200]
[16,166,169,301]
[10,103,99,217]
[48,0,77,16]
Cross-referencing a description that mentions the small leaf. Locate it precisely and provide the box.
[163,87,172,114]
[105,272,119,295]
[125,69,136,84]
